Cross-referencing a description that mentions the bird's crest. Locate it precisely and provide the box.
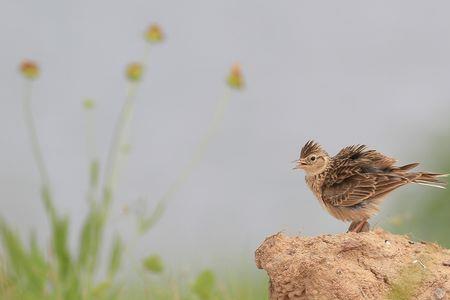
[300,140,323,159]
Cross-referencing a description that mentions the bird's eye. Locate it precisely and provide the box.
[310,156,316,162]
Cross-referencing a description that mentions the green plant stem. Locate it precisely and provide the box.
[84,105,99,203]
[87,160,99,203]
[22,81,50,187]
[102,44,152,207]
[21,80,56,217]
[85,106,96,164]
[158,89,232,206]
[103,82,139,206]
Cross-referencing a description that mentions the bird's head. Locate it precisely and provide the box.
[294,140,330,175]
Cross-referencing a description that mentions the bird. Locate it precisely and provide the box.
[293,140,448,233]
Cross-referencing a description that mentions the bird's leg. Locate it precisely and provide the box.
[358,220,370,232]
[347,220,370,233]
[347,221,359,232]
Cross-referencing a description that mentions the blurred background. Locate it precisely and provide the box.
[1,0,450,299]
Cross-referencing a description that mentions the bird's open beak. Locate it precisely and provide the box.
[292,158,306,170]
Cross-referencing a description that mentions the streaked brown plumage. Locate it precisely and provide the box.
[294,140,448,232]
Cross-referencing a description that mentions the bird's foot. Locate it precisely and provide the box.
[347,220,370,233]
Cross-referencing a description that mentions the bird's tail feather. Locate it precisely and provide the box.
[412,172,448,189]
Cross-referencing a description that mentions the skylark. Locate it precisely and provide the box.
[294,141,447,233]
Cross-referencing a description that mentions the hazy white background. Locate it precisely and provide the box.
[1,0,450,270]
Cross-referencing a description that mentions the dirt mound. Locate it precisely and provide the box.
[255,229,450,300]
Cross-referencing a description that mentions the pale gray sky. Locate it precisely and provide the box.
[1,0,450,270]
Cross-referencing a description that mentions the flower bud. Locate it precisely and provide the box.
[83,99,95,110]
[126,62,143,82]
[143,255,164,273]
[227,63,244,89]
[144,24,164,43]
[20,60,40,80]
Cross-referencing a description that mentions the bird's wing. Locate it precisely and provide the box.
[333,144,397,171]
[322,173,409,207]
[322,144,407,207]
[327,145,400,184]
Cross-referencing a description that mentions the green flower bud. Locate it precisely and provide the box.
[143,254,163,273]
[83,99,95,110]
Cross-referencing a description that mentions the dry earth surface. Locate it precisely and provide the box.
[255,229,450,300]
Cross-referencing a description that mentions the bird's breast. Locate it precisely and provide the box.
[305,174,326,203]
